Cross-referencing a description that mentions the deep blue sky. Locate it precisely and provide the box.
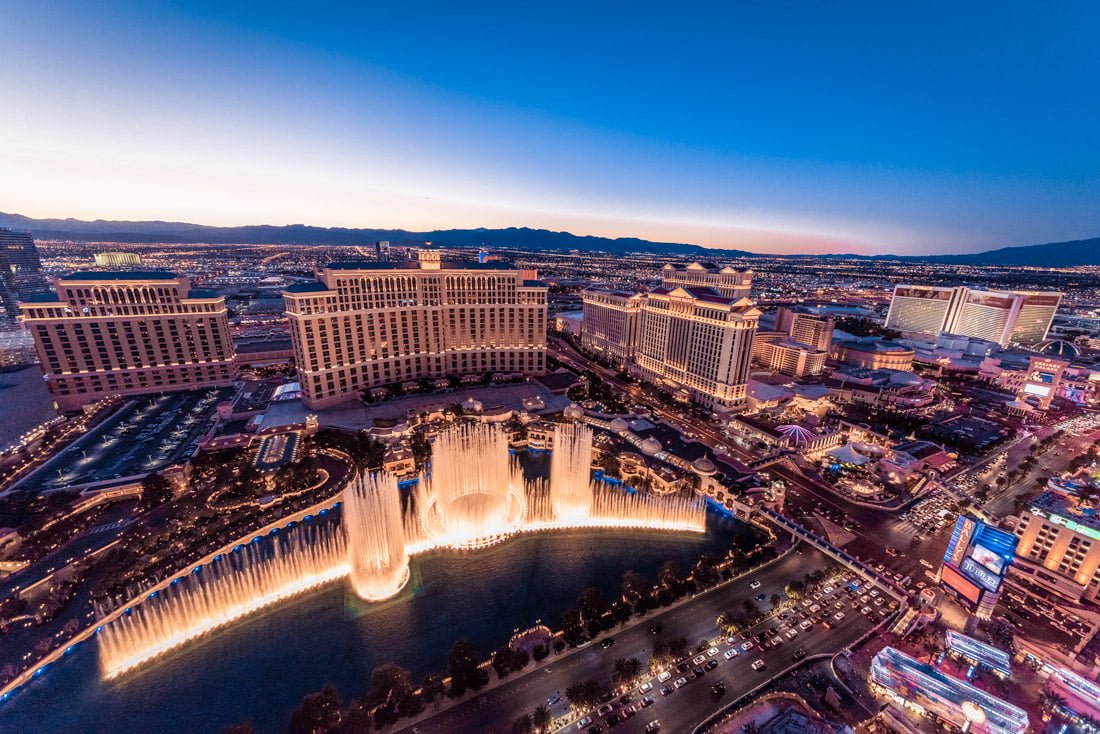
[2,1,1098,254]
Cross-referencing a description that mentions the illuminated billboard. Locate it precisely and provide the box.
[1022,384,1051,398]
[941,563,982,605]
[941,516,1017,610]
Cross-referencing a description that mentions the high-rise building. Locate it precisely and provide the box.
[659,262,753,299]
[775,306,834,351]
[1012,490,1100,604]
[284,252,547,409]
[580,289,643,367]
[885,285,1062,347]
[93,252,143,268]
[374,241,391,261]
[0,228,49,323]
[753,335,826,377]
[635,284,759,412]
[19,272,236,410]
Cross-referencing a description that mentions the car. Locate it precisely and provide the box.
[726,635,739,645]
[657,671,672,683]
[751,659,766,671]
[823,585,835,593]
[692,666,705,678]
[705,659,719,671]
[786,629,798,639]
[875,597,885,606]
[598,704,614,716]
[755,593,767,602]
[645,721,661,733]
[641,696,655,708]
[676,662,690,674]
[674,677,687,688]
[809,604,820,613]
[707,646,719,657]
[548,693,562,705]
[577,717,592,730]
[870,589,880,597]
[859,595,870,604]
[750,580,761,589]
[834,611,845,621]
[724,648,738,660]
[602,638,616,649]
[649,624,663,635]
[604,714,620,727]
[660,685,674,696]
[741,641,754,651]
[711,681,727,695]
[692,654,706,665]
[861,606,873,615]
[799,620,812,630]
[639,682,653,694]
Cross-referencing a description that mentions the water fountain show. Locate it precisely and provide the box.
[96,422,706,679]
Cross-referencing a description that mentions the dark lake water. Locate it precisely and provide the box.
[2,455,742,733]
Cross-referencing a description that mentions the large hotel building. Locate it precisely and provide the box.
[284,252,547,409]
[582,262,759,412]
[19,272,236,410]
[885,284,1061,348]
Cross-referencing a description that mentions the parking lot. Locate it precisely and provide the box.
[557,571,894,734]
[13,387,235,493]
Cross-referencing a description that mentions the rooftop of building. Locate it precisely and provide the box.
[893,439,948,460]
[19,290,59,303]
[833,335,913,353]
[1030,490,1100,535]
[283,282,332,293]
[323,259,517,271]
[59,270,178,281]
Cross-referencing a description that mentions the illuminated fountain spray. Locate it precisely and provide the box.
[344,472,410,601]
[549,422,595,522]
[411,424,527,550]
[97,523,346,679]
[96,421,705,679]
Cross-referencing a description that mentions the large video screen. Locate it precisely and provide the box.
[970,543,1005,575]
[1023,384,1051,398]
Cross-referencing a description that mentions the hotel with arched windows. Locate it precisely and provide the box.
[283,251,547,409]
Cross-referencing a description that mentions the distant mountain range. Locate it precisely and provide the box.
[2,211,1098,266]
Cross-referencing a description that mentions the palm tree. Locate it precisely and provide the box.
[565,681,586,711]
[532,704,552,734]
[1040,691,1067,715]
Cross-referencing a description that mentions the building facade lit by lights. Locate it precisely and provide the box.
[775,305,834,351]
[1012,489,1100,604]
[19,271,236,410]
[580,289,643,367]
[283,251,548,409]
[658,262,753,299]
[870,646,1028,734]
[885,285,1062,348]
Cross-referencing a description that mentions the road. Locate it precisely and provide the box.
[394,547,886,734]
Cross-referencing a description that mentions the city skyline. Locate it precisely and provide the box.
[3,2,1099,255]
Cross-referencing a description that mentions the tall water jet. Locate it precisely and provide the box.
[549,423,595,522]
[413,424,526,549]
[344,472,410,601]
[97,522,347,679]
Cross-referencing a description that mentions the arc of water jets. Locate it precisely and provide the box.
[97,423,705,678]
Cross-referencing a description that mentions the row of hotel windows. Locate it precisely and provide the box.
[308,350,544,396]
[52,364,233,396]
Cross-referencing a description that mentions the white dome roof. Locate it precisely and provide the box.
[640,437,662,456]
[691,457,717,475]
[461,397,483,412]
[563,404,585,420]
[609,417,629,433]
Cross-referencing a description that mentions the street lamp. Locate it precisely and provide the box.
[961,700,986,733]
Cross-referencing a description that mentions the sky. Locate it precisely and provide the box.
[2,2,1098,255]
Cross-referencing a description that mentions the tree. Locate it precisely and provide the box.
[612,657,643,687]
[511,714,533,734]
[716,612,741,637]
[770,593,783,608]
[784,581,805,600]
[532,704,552,734]
[364,663,413,710]
[421,673,446,705]
[492,646,517,678]
[565,681,587,711]
[139,472,173,511]
[448,640,486,696]
[287,685,341,734]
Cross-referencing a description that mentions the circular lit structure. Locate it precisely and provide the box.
[414,424,528,549]
[776,424,816,447]
[609,417,629,433]
[640,437,662,456]
[563,403,585,420]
